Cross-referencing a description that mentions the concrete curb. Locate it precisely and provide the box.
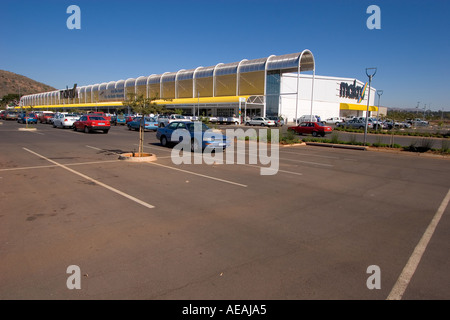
[305,142,368,150]
[281,142,307,147]
[18,127,37,131]
[118,152,157,162]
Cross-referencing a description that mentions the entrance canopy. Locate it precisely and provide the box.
[340,103,378,112]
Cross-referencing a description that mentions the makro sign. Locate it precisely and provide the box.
[339,80,364,101]
[60,84,78,99]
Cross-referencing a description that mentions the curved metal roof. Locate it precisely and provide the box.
[26,50,315,104]
[215,61,244,76]
[161,72,177,83]
[115,80,125,89]
[135,76,148,86]
[124,78,136,87]
[147,74,161,85]
[239,57,268,73]
[194,65,216,78]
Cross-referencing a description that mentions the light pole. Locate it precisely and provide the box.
[363,67,377,146]
[376,90,383,130]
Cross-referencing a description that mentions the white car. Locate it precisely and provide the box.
[324,117,344,125]
[53,113,80,128]
[245,117,276,126]
[297,115,318,123]
[157,114,190,127]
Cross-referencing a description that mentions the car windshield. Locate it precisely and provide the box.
[89,116,105,120]
[66,114,77,117]
[145,117,157,122]
[186,123,210,132]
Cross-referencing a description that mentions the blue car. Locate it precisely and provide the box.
[114,114,127,125]
[17,113,38,124]
[127,116,159,131]
[156,121,231,152]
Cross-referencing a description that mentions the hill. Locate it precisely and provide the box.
[0,70,56,98]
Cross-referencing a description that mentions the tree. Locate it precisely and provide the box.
[122,93,166,157]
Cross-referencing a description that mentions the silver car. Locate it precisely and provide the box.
[337,118,374,129]
[245,117,276,127]
[52,113,80,128]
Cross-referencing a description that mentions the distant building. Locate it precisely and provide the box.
[19,50,377,122]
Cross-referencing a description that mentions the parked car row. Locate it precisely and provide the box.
[337,117,413,130]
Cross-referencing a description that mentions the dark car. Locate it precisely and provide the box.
[288,121,333,137]
[156,121,230,152]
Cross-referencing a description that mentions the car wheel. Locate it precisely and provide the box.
[245,122,250,126]
[128,125,131,130]
[191,139,201,153]
[261,123,265,127]
[73,126,77,131]
[160,136,168,147]
[103,130,109,134]
[312,131,318,137]
[84,126,90,133]
[359,126,364,129]
[52,123,56,128]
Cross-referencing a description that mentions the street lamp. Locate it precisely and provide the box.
[376,90,383,130]
[363,67,377,146]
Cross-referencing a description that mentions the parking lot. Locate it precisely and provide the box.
[0,119,449,300]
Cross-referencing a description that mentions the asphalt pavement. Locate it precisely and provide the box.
[0,119,449,300]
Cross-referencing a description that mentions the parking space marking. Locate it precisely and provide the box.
[279,149,339,159]
[146,162,248,188]
[86,145,103,151]
[0,160,121,172]
[21,130,45,135]
[242,164,303,176]
[22,148,155,209]
[387,188,450,300]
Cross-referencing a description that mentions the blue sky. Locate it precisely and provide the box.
[1,0,449,111]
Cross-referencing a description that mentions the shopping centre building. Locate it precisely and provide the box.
[19,50,378,122]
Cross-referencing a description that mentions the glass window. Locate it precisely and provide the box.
[266,70,280,116]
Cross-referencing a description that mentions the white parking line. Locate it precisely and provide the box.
[279,149,339,159]
[0,160,121,172]
[387,188,450,300]
[146,162,248,188]
[23,148,155,209]
[86,145,103,151]
[242,164,303,176]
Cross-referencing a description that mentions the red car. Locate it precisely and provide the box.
[288,121,333,137]
[73,115,110,133]
[39,112,55,123]
[88,111,111,121]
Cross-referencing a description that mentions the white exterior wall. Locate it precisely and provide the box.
[280,74,376,123]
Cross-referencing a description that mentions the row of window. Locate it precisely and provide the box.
[20,51,314,107]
